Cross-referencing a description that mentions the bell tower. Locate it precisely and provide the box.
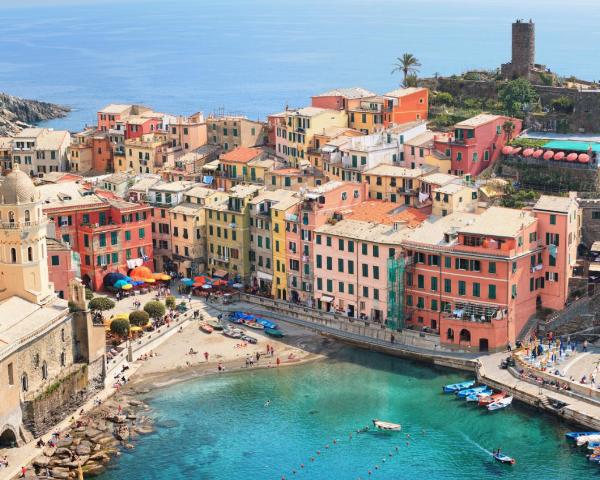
[0,164,54,304]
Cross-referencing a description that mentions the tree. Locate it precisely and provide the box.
[144,300,166,321]
[88,296,115,313]
[85,288,94,300]
[110,318,130,337]
[498,79,539,117]
[432,92,454,107]
[502,120,516,141]
[551,96,574,114]
[129,310,150,327]
[391,53,421,87]
[165,295,176,310]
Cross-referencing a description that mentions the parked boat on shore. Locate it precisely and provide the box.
[576,434,600,447]
[200,323,213,334]
[443,380,475,393]
[487,396,513,411]
[207,318,224,330]
[265,328,284,338]
[245,321,265,330]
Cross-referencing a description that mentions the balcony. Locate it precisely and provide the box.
[441,301,507,323]
[0,219,46,230]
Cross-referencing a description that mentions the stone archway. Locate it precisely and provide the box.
[0,425,17,448]
[459,328,471,343]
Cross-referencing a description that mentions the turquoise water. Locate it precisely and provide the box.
[2,0,600,131]
[97,349,594,480]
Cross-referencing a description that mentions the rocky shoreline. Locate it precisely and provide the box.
[0,92,70,136]
[27,394,154,479]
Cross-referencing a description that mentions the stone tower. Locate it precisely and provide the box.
[0,164,54,304]
[511,20,535,77]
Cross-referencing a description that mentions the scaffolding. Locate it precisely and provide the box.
[387,256,412,330]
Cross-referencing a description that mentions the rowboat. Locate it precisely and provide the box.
[265,328,284,338]
[200,323,213,334]
[487,396,513,411]
[565,431,600,441]
[443,380,475,393]
[241,334,257,344]
[493,452,515,465]
[466,388,492,402]
[576,434,600,447]
[245,321,265,330]
[457,385,488,398]
[479,391,507,407]
[207,318,224,330]
[222,326,243,339]
[372,419,401,431]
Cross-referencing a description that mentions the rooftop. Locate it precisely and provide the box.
[541,140,600,153]
[102,172,132,185]
[220,147,264,164]
[387,120,427,134]
[455,114,504,128]
[46,237,71,251]
[288,107,334,118]
[459,207,535,237]
[185,185,217,199]
[13,128,69,150]
[313,87,377,99]
[170,202,201,216]
[128,175,162,192]
[364,164,426,178]
[346,201,428,227]
[434,183,471,195]
[421,172,460,186]
[384,87,426,98]
[403,212,479,245]
[250,189,300,210]
[149,180,194,193]
[533,195,576,213]
[315,219,408,244]
[405,130,436,147]
[98,104,134,115]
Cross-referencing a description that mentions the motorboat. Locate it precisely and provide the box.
[565,431,600,441]
[372,419,401,431]
[457,385,488,398]
[443,380,475,393]
[493,452,515,465]
[265,328,284,338]
[487,396,513,411]
[479,391,507,407]
[241,334,257,344]
[244,321,265,330]
[207,318,224,330]
[222,326,243,339]
[576,434,600,447]
[466,388,493,402]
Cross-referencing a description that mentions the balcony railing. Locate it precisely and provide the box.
[0,219,46,230]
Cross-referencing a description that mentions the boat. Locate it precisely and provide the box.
[587,442,600,450]
[443,380,475,393]
[466,388,492,402]
[254,317,277,330]
[565,431,600,441]
[265,328,284,338]
[372,419,401,431]
[457,385,488,398]
[487,396,513,411]
[222,326,243,339]
[241,334,258,344]
[207,318,224,330]
[576,434,600,447]
[200,323,213,334]
[479,391,507,407]
[245,321,265,330]
[493,452,515,465]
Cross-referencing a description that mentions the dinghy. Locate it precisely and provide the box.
[443,380,475,393]
[577,434,600,447]
[565,431,600,441]
[487,396,513,411]
[479,391,507,407]
[466,388,492,402]
[457,385,488,398]
[200,323,213,334]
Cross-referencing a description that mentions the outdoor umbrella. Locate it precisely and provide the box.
[114,279,128,289]
[181,278,194,287]
[202,284,213,289]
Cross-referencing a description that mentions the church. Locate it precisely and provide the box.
[0,165,106,447]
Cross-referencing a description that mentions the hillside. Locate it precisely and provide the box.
[0,92,70,136]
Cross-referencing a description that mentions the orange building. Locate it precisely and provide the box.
[214,147,266,190]
[384,87,429,125]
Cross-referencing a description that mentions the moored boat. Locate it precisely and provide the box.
[200,323,213,334]
[487,396,513,411]
[576,434,600,447]
[457,385,488,398]
[442,380,475,393]
[222,326,243,339]
[566,431,600,441]
[479,391,507,407]
[466,388,492,402]
[372,419,401,431]
[265,328,284,338]
[493,452,515,465]
[207,318,224,330]
[245,321,265,330]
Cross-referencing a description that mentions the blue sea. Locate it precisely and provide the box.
[1,0,600,131]
[96,350,594,480]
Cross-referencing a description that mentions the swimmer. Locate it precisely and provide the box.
[264,400,271,407]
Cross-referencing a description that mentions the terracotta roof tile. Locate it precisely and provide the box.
[220,147,263,163]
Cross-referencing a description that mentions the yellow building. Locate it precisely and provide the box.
[122,133,170,174]
[207,116,267,152]
[363,164,431,206]
[205,184,263,283]
[347,96,386,134]
[432,182,479,217]
[265,166,325,191]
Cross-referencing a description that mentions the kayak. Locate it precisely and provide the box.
[443,380,476,393]
[457,385,488,398]
[265,328,284,338]
[487,396,513,411]
[200,323,213,334]
[493,453,515,465]
[466,388,493,402]
[479,391,507,407]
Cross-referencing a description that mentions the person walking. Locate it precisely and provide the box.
[204,351,209,362]
[390,334,395,344]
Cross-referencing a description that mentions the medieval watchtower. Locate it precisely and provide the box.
[501,19,537,80]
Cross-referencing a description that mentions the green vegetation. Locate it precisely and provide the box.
[508,137,547,149]
[68,301,83,313]
[539,72,554,86]
[110,318,130,337]
[498,79,539,117]
[36,365,87,401]
[88,296,115,313]
[85,288,94,300]
[550,96,574,114]
[431,92,454,107]
[129,310,150,327]
[165,295,176,310]
[144,300,166,321]
[500,186,538,209]
[391,53,421,87]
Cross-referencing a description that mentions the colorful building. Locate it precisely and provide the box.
[265,166,324,191]
[46,237,78,299]
[431,182,479,217]
[311,87,377,111]
[207,116,267,152]
[68,129,113,173]
[434,114,522,176]
[0,136,12,172]
[364,164,433,207]
[384,87,429,125]
[214,147,266,190]
[11,128,70,176]
[97,104,152,132]
[122,132,172,174]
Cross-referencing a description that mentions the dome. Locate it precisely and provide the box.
[0,164,38,205]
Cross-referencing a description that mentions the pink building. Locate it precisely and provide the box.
[434,114,522,176]
[284,181,368,305]
[311,87,376,111]
[47,237,77,300]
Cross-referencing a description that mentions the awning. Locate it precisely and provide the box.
[320,295,334,303]
[213,269,228,278]
[256,271,273,281]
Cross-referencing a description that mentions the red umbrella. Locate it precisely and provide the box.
[212,279,228,287]
[566,153,578,162]
[523,148,534,157]
[543,150,555,160]
[532,149,544,158]
[502,146,513,155]
[578,153,590,163]
[553,151,565,161]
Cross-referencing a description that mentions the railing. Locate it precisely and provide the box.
[0,219,46,229]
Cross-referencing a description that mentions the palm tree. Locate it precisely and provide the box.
[391,54,421,86]
[502,120,516,141]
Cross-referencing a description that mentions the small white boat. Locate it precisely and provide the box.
[487,396,513,411]
[372,419,401,431]
[577,434,600,446]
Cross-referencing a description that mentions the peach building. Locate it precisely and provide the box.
[214,147,266,190]
[311,87,377,111]
[384,87,429,125]
[46,237,78,299]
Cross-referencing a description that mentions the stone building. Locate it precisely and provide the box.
[0,165,105,447]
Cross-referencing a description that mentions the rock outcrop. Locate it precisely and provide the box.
[0,92,70,136]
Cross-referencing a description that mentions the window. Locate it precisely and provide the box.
[372,245,379,257]
[431,299,438,311]
[512,262,517,274]
[361,243,367,255]
[326,279,333,293]
[362,286,369,298]
[99,233,106,247]
[348,241,354,253]
[417,275,424,288]
[444,279,451,293]
[348,260,354,274]
[125,231,131,241]
[458,281,466,296]
[488,284,496,300]
[431,277,438,291]
[550,214,556,225]
[417,297,425,308]
[51,255,59,266]
[362,264,369,277]
[472,282,480,297]
[373,266,379,279]
[111,231,118,245]
[338,239,344,251]
[373,289,379,300]
[326,256,332,270]
[444,257,451,268]
[488,261,496,274]
[139,228,145,239]
[338,258,344,272]
[511,284,517,299]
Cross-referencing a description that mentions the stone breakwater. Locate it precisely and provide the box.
[25,395,154,479]
[0,92,70,136]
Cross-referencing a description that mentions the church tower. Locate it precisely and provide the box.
[0,164,54,304]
